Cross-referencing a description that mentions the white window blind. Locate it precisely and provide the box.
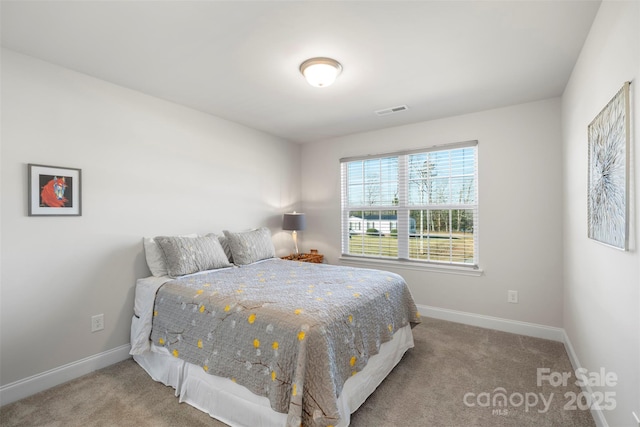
[340,141,478,268]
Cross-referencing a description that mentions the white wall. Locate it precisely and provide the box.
[0,49,300,387]
[301,98,565,327]
[562,1,640,426]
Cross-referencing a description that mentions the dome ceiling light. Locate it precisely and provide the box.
[299,57,342,88]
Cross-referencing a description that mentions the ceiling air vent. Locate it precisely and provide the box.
[375,105,409,116]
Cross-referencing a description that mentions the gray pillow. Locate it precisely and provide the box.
[217,234,233,264]
[143,234,198,277]
[223,227,276,265]
[156,234,232,277]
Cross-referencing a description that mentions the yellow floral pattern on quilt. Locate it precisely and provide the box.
[150,258,420,427]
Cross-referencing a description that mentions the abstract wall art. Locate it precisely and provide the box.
[587,82,631,250]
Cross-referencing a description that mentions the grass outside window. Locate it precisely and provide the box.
[348,233,474,264]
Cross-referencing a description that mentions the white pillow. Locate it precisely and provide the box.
[143,234,197,277]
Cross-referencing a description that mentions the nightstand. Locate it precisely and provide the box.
[280,252,324,263]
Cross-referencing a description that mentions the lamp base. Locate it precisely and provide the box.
[292,230,299,255]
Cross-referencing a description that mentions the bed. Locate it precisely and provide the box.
[130,228,420,427]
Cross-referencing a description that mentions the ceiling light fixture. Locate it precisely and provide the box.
[299,57,342,88]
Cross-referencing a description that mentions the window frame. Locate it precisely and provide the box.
[340,140,480,273]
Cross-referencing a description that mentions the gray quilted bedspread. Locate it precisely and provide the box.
[150,258,420,427]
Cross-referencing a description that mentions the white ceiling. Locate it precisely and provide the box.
[1,1,600,144]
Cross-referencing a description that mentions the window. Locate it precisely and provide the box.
[340,141,478,268]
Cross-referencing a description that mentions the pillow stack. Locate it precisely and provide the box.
[143,227,276,277]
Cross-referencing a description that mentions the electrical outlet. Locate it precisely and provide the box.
[507,290,518,304]
[91,314,104,332]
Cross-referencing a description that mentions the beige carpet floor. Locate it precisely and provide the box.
[0,317,595,426]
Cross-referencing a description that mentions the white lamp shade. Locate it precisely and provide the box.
[300,58,342,88]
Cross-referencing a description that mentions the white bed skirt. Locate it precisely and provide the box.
[132,316,414,427]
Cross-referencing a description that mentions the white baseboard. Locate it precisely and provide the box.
[0,344,131,407]
[418,304,565,342]
[562,330,609,427]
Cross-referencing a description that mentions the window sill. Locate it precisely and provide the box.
[338,256,483,277]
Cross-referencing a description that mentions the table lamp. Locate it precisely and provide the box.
[283,212,306,256]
